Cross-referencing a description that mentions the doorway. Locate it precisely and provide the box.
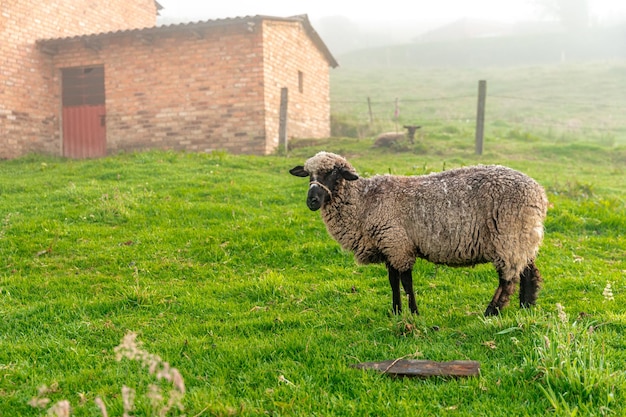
[61,66,106,158]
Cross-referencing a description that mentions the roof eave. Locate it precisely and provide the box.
[36,14,339,68]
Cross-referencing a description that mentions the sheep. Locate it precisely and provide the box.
[373,132,405,148]
[373,126,421,147]
[289,151,548,316]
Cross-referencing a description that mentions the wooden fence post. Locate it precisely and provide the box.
[475,80,487,155]
[367,97,373,124]
[279,87,288,152]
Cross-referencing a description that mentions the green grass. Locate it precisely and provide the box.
[2,63,626,416]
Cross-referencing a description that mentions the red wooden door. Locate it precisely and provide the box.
[61,66,106,158]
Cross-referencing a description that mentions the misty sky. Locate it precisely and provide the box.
[158,0,626,23]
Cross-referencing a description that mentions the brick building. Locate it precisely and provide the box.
[0,1,337,158]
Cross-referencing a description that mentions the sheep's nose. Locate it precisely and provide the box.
[306,186,323,211]
[307,195,321,211]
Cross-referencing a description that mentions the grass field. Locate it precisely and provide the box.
[1,63,626,416]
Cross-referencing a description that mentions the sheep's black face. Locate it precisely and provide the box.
[289,165,358,211]
[307,188,324,211]
[306,171,336,211]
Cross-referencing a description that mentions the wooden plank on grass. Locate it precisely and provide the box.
[352,360,480,378]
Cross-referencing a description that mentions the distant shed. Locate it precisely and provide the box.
[0,1,337,159]
[36,15,338,157]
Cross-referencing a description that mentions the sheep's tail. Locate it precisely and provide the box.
[519,261,542,308]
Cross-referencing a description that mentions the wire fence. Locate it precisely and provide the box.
[330,85,626,143]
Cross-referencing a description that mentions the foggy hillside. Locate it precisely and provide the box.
[336,24,626,68]
[310,17,443,55]
[157,14,626,67]
[307,15,626,67]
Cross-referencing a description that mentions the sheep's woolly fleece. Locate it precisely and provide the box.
[301,151,547,276]
[303,151,357,177]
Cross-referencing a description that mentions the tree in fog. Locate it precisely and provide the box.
[533,0,589,31]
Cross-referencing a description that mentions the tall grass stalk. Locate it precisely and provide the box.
[527,304,622,415]
[29,332,186,417]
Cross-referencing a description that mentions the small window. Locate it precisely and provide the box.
[298,71,304,93]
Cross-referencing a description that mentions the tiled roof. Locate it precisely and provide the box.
[36,14,338,68]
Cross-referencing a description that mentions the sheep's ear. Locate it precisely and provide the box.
[340,169,359,181]
[289,166,309,177]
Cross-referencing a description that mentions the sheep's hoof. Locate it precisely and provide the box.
[484,305,500,316]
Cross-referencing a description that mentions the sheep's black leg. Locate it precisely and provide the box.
[519,261,542,308]
[484,286,503,316]
[399,269,419,314]
[386,263,402,314]
[485,268,517,316]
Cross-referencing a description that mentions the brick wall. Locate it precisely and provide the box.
[0,0,157,158]
[45,24,269,155]
[262,20,331,154]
